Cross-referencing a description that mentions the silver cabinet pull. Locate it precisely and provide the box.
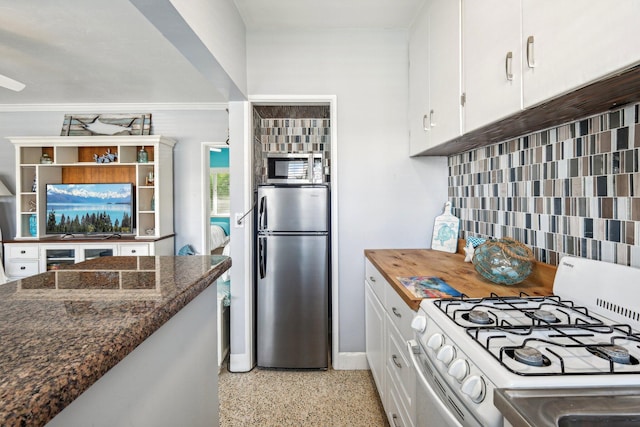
[429,109,436,127]
[391,413,400,427]
[422,114,429,131]
[392,354,402,368]
[505,51,513,80]
[369,276,376,282]
[526,36,535,68]
[392,307,402,318]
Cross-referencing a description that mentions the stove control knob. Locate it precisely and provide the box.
[411,315,427,333]
[436,345,456,365]
[426,333,444,351]
[447,358,469,382]
[461,375,486,403]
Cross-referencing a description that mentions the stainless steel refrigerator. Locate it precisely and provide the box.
[256,184,329,369]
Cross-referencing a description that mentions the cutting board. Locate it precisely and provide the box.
[431,202,460,253]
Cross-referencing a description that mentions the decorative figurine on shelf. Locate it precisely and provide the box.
[463,241,475,263]
[93,148,118,163]
[145,171,154,186]
[31,176,37,192]
[28,200,37,212]
[39,153,53,164]
[137,146,149,163]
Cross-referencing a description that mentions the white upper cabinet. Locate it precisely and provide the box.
[521,0,640,108]
[462,0,522,133]
[408,2,431,156]
[409,0,461,156]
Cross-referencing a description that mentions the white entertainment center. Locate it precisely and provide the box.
[3,135,176,280]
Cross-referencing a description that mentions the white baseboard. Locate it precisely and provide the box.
[332,352,369,370]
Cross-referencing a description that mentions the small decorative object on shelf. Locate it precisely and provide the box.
[137,146,149,163]
[93,148,118,164]
[31,176,37,192]
[39,153,53,164]
[29,214,37,237]
[145,228,155,236]
[472,238,534,285]
[146,171,154,185]
[463,242,475,263]
[150,193,155,211]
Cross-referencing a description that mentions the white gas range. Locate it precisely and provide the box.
[408,256,640,426]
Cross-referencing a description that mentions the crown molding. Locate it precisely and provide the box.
[0,102,228,113]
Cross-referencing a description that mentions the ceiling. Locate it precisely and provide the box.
[0,0,425,107]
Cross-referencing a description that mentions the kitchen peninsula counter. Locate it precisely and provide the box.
[365,248,555,311]
[0,255,231,427]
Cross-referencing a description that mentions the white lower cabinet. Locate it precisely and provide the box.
[4,239,172,280]
[365,280,386,403]
[365,259,417,426]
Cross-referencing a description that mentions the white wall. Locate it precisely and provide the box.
[246,29,448,357]
[0,107,227,252]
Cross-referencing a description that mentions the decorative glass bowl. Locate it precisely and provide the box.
[472,238,534,285]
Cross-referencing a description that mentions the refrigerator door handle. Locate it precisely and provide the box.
[259,195,267,230]
[258,236,267,279]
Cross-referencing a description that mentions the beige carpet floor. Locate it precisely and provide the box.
[219,366,389,426]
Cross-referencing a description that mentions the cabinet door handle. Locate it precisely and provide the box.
[131,250,137,254]
[505,51,513,80]
[391,413,401,427]
[422,114,429,131]
[526,36,535,68]
[429,109,436,127]
[20,250,26,254]
[392,307,402,318]
[369,276,376,282]
[392,354,402,368]
[20,266,26,270]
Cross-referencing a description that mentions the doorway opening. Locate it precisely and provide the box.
[250,102,335,368]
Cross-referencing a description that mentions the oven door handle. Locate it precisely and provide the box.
[407,340,464,427]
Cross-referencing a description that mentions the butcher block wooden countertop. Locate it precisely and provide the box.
[365,245,556,311]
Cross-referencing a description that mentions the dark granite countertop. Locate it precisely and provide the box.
[0,255,231,427]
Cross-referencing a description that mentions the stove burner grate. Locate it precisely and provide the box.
[530,309,559,323]
[587,344,639,365]
[463,309,494,325]
[506,346,551,367]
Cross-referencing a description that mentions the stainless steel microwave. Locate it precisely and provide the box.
[266,153,324,184]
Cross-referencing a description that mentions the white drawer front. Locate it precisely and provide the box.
[365,259,387,303]
[386,286,415,341]
[120,245,150,256]
[6,260,39,277]
[8,245,39,259]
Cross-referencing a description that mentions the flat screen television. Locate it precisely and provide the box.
[45,183,134,235]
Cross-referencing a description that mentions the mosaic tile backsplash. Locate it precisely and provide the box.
[449,103,640,268]
[253,110,331,185]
